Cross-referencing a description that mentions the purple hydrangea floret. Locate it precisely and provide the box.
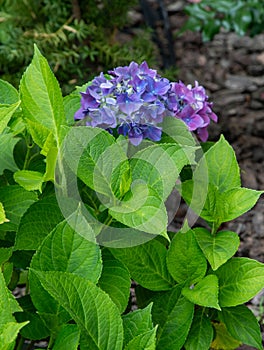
[75,62,218,144]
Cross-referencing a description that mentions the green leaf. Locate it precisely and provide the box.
[122,303,153,346]
[211,322,241,350]
[130,143,195,201]
[184,309,214,350]
[0,101,20,134]
[124,327,157,350]
[0,80,19,104]
[0,270,23,323]
[215,257,264,307]
[161,117,197,146]
[98,249,130,313]
[15,195,64,250]
[217,187,264,222]
[219,305,262,350]
[193,228,240,270]
[0,202,9,225]
[20,45,65,145]
[0,185,37,232]
[109,183,168,237]
[182,275,221,310]
[53,324,81,350]
[63,92,81,125]
[167,228,207,284]
[0,133,20,175]
[14,170,44,192]
[15,310,49,340]
[31,218,101,282]
[152,284,194,350]
[0,321,29,350]
[111,239,175,291]
[33,270,123,350]
[0,247,13,264]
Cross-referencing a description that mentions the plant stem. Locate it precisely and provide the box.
[16,335,25,350]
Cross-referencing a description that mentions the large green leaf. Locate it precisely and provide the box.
[30,218,102,283]
[122,303,153,346]
[193,228,240,270]
[0,133,20,175]
[20,45,65,145]
[15,195,64,250]
[215,257,264,307]
[33,270,123,350]
[0,185,37,232]
[151,284,194,350]
[111,239,174,291]
[124,327,157,350]
[184,309,214,350]
[0,102,20,134]
[98,249,130,313]
[182,275,221,310]
[167,228,207,284]
[219,305,262,350]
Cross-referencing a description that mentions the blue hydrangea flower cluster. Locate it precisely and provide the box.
[74,61,217,144]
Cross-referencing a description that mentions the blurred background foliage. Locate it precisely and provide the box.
[1,0,264,94]
[0,0,155,94]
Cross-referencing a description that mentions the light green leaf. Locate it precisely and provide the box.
[0,185,37,232]
[182,275,221,310]
[195,135,241,192]
[0,133,20,175]
[161,116,197,146]
[124,326,157,350]
[20,45,65,145]
[25,119,56,156]
[0,79,19,104]
[33,270,123,350]
[167,228,207,284]
[215,257,264,307]
[111,239,174,291]
[15,195,64,250]
[0,101,20,134]
[0,202,9,224]
[211,322,241,350]
[218,187,264,222]
[63,92,81,125]
[14,170,44,192]
[193,228,240,270]
[0,321,29,350]
[219,305,262,350]
[130,143,195,200]
[122,303,153,346]
[152,284,194,350]
[184,309,214,350]
[53,324,81,350]
[109,183,168,237]
[98,249,130,313]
